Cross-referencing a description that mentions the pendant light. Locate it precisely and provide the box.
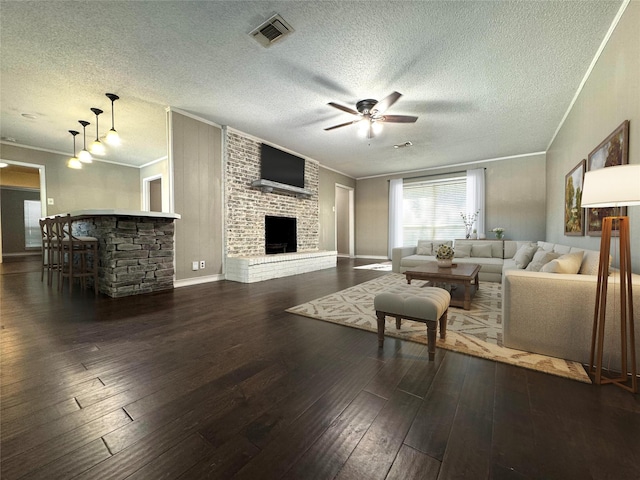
[78,120,93,163]
[89,108,106,155]
[67,130,82,169]
[105,93,121,146]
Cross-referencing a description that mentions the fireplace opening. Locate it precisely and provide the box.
[265,216,297,254]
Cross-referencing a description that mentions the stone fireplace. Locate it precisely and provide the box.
[224,130,336,282]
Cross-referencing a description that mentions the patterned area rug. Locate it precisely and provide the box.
[286,273,590,383]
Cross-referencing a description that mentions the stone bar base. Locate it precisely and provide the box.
[73,215,176,297]
[226,251,337,283]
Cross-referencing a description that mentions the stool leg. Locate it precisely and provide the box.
[439,309,448,339]
[426,320,437,360]
[376,311,386,348]
[395,316,401,329]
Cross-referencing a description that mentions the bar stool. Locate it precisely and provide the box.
[54,214,99,295]
[39,217,59,286]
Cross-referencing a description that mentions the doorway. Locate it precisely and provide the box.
[335,184,354,257]
[142,174,163,212]
[0,162,47,262]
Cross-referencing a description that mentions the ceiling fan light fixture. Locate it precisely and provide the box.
[371,121,383,136]
[105,93,121,146]
[89,108,106,155]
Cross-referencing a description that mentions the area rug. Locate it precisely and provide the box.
[353,261,392,271]
[286,273,590,383]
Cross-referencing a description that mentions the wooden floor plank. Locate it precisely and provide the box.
[282,390,387,480]
[334,388,422,480]
[1,408,130,480]
[385,444,440,480]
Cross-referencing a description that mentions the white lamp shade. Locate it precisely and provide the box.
[90,139,106,156]
[105,128,120,146]
[581,164,640,208]
[67,157,82,169]
[78,149,93,163]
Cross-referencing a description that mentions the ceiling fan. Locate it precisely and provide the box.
[324,91,418,139]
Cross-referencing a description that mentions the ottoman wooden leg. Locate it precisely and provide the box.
[376,311,386,348]
[439,309,448,339]
[395,316,402,329]
[426,320,437,360]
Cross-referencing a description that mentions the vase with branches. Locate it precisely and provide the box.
[460,211,479,239]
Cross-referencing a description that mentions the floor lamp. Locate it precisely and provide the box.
[581,164,640,393]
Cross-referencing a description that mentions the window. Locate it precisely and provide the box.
[24,200,42,248]
[402,176,466,245]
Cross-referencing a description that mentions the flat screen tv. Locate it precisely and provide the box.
[260,143,305,189]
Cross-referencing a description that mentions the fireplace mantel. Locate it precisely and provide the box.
[251,179,313,199]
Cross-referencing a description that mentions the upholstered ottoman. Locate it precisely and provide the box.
[374,287,451,360]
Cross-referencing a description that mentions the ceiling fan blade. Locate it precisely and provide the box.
[371,91,402,115]
[380,115,418,123]
[327,102,359,116]
[324,120,358,131]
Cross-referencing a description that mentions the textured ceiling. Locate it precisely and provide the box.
[0,1,623,178]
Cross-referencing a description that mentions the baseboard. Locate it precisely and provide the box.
[174,274,224,288]
[355,255,389,260]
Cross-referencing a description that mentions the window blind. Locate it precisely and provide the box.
[402,176,466,245]
[24,200,42,248]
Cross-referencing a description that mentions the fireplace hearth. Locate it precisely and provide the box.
[265,216,297,254]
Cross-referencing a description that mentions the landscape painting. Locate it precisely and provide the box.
[586,120,629,236]
[564,160,585,236]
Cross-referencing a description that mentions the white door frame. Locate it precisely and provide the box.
[335,183,355,258]
[142,173,163,211]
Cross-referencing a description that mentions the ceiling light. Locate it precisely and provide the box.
[67,130,82,169]
[89,108,106,155]
[21,113,38,119]
[371,121,383,136]
[105,93,120,146]
[78,120,93,163]
[393,141,413,149]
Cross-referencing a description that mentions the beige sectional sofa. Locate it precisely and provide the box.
[503,241,640,371]
[392,239,514,283]
[393,239,640,371]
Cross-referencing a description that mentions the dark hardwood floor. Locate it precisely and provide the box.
[1,255,639,480]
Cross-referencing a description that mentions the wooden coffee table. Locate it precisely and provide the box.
[404,262,481,310]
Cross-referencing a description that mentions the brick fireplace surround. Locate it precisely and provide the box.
[225,131,336,282]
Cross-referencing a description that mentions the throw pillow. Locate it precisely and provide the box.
[416,240,433,256]
[471,244,492,258]
[576,249,606,276]
[541,251,584,274]
[526,251,561,272]
[513,244,538,269]
[454,244,472,258]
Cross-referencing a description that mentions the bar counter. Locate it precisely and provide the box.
[66,210,180,298]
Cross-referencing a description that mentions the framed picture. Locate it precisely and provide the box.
[586,120,629,236]
[564,160,585,236]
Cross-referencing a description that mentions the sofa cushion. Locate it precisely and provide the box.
[513,244,538,269]
[538,241,555,252]
[525,250,561,272]
[569,247,604,276]
[416,240,433,255]
[471,244,492,258]
[433,240,453,251]
[454,244,472,258]
[553,244,572,255]
[541,251,584,274]
[400,255,435,268]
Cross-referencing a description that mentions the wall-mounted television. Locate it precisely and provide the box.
[260,143,305,189]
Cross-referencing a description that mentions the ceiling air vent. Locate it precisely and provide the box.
[250,14,294,48]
